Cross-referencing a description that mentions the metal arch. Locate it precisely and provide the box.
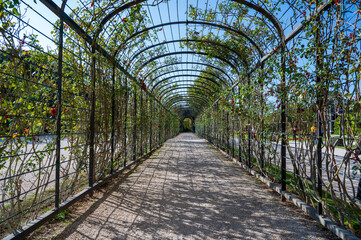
[42,0,287,120]
[160,89,213,102]
[163,92,211,106]
[166,98,208,110]
[144,62,235,84]
[154,80,219,94]
[158,86,215,101]
[115,21,263,57]
[128,39,249,66]
[168,101,204,113]
[163,91,211,104]
[174,106,200,114]
[151,74,223,93]
[93,0,144,40]
[165,96,210,111]
[137,51,240,75]
[233,0,284,43]
[94,0,285,45]
[39,0,179,120]
[163,99,210,112]
[149,69,225,87]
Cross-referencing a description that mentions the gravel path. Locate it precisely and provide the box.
[48,133,338,240]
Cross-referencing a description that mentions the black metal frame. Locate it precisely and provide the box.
[2,0,345,239]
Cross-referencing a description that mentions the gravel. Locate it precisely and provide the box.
[29,133,339,240]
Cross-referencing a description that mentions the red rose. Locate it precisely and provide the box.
[51,107,57,117]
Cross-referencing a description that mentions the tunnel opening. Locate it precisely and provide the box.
[182,118,192,132]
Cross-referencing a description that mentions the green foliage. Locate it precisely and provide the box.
[55,209,69,221]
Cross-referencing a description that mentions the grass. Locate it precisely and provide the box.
[55,209,70,221]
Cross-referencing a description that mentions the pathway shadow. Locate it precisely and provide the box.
[52,133,339,240]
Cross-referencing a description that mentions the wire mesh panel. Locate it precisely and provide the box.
[0,3,60,233]
[1,0,361,238]
[0,1,180,238]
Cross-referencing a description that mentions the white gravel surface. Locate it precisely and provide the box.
[36,133,339,240]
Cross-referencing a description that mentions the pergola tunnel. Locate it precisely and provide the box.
[0,0,361,239]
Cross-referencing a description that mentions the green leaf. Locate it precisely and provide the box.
[12,8,19,16]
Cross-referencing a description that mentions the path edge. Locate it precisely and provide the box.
[206,139,360,240]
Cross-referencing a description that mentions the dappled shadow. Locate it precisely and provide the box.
[53,133,338,240]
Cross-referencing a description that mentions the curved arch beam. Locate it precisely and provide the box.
[159,86,215,101]
[163,92,211,106]
[169,101,205,112]
[155,80,219,94]
[166,98,208,110]
[128,39,249,66]
[93,0,144,40]
[115,21,263,58]
[97,0,284,45]
[144,62,234,84]
[152,74,223,93]
[165,96,210,111]
[161,90,213,103]
[137,51,240,75]
[233,0,284,42]
[149,69,225,87]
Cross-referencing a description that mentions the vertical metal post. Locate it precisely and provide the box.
[316,0,323,214]
[219,108,221,148]
[248,123,251,167]
[150,98,153,150]
[158,107,161,145]
[281,47,287,194]
[218,105,220,148]
[212,108,217,144]
[247,74,251,167]
[146,94,149,152]
[238,86,242,162]
[232,113,235,158]
[221,110,226,149]
[226,111,230,154]
[89,46,96,188]
[110,64,115,174]
[123,78,128,167]
[133,89,137,161]
[168,118,171,140]
[140,91,143,156]
[221,111,226,150]
[55,5,65,208]
[216,103,219,147]
[260,64,265,174]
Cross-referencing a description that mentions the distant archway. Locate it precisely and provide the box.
[180,116,195,133]
[182,118,192,132]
